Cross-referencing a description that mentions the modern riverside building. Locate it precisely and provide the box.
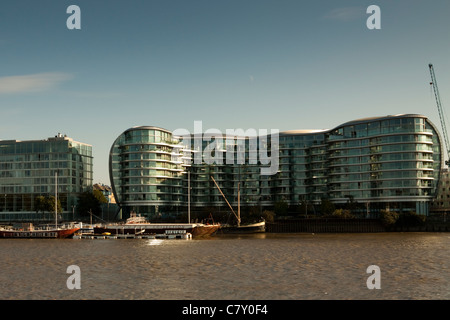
[109,126,188,218]
[0,134,93,221]
[109,114,443,220]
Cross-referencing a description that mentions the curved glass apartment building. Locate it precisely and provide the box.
[327,116,441,212]
[110,114,443,219]
[278,115,442,214]
[109,126,190,218]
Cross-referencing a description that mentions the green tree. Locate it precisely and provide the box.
[332,209,355,219]
[93,189,108,204]
[77,190,103,218]
[46,195,62,215]
[262,210,275,223]
[380,210,399,228]
[35,195,61,220]
[380,210,426,229]
[34,196,47,214]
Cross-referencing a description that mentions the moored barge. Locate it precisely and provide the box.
[0,223,80,239]
[93,213,220,238]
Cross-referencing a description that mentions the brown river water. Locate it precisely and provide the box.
[0,232,449,300]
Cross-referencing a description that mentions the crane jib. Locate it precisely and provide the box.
[429,64,450,166]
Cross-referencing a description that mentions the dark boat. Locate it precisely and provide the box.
[0,223,80,239]
[220,221,266,234]
[211,176,266,234]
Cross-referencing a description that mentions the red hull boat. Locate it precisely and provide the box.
[0,223,80,239]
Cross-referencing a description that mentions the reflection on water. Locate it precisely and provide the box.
[0,233,449,300]
[146,239,164,246]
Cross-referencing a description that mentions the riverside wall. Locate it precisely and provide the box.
[266,218,450,233]
[266,219,386,233]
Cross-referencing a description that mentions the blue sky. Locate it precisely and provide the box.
[1,0,449,184]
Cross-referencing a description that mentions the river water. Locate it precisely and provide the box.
[0,232,449,300]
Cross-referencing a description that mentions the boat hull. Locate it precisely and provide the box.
[220,221,266,234]
[93,223,220,238]
[0,227,80,239]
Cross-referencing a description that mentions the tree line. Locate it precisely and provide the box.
[34,189,107,220]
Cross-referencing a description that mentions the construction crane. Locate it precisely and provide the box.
[429,63,450,166]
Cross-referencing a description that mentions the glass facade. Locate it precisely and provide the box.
[109,127,188,218]
[110,115,443,219]
[0,134,93,221]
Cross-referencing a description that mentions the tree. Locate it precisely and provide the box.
[331,209,355,219]
[380,210,399,228]
[34,195,62,220]
[262,210,275,223]
[93,189,108,204]
[380,210,425,229]
[34,196,47,214]
[77,190,103,218]
[396,211,426,227]
[46,195,62,216]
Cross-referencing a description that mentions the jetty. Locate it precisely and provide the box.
[73,230,192,240]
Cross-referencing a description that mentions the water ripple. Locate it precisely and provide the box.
[0,233,449,300]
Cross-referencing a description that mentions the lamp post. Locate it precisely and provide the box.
[55,171,58,228]
[366,201,370,218]
[188,170,190,223]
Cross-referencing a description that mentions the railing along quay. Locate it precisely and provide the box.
[266,219,386,233]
